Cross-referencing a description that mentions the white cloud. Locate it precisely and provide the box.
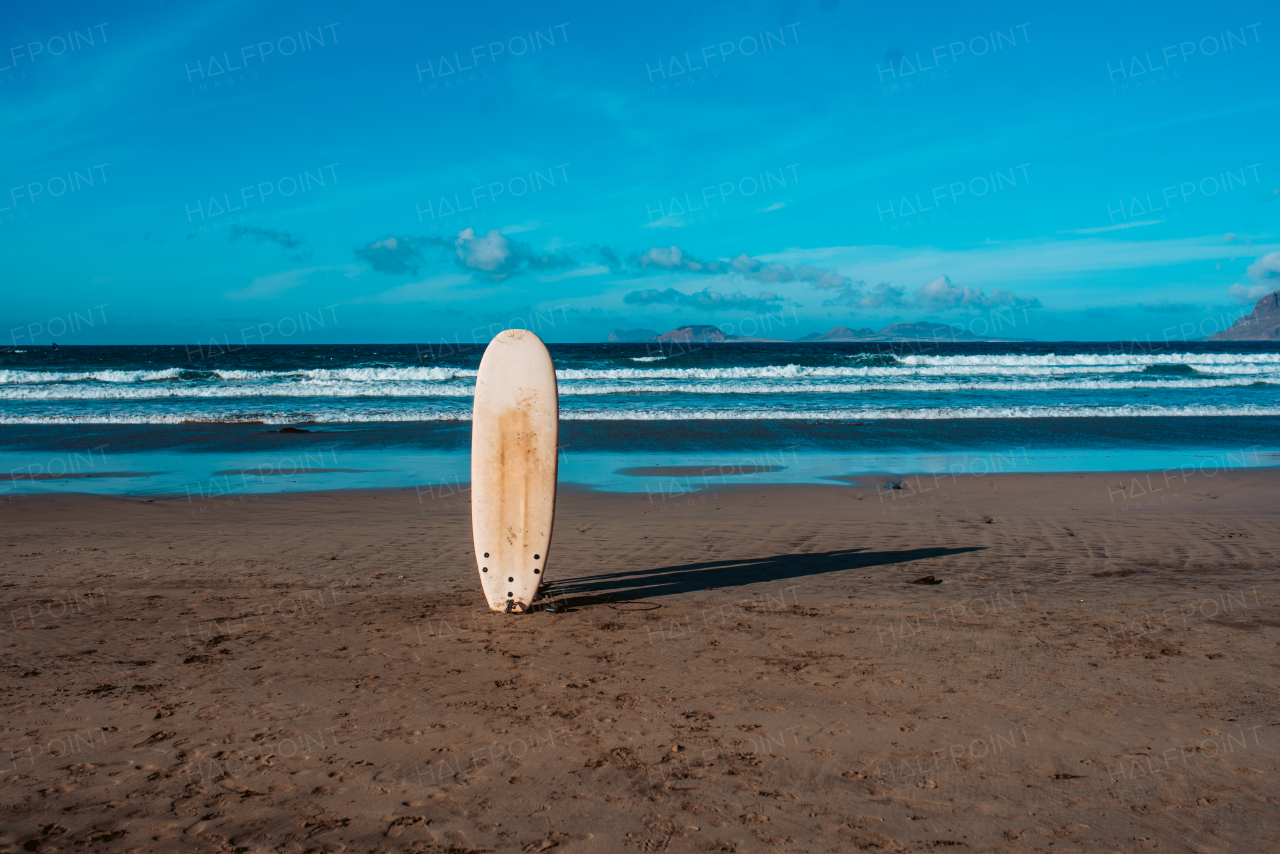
[613,235,1280,317]
[225,265,361,300]
[757,201,787,213]
[358,273,473,303]
[1246,251,1280,281]
[454,228,510,272]
[538,264,610,283]
[639,246,702,270]
[756,235,1280,293]
[859,281,907,309]
[731,252,848,289]
[913,275,1036,311]
[1229,283,1272,304]
[1061,219,1163,234]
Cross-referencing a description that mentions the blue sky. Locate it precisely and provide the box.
[2,0,1277,345]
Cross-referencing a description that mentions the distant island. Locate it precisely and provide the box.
[607,322,1032,343]
[606,328,660,342]
[1211,289,1280,340]
[797,322,1032,342]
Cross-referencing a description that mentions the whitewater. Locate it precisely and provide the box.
[1,343,1278,425]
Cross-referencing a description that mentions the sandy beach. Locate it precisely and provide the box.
[2,468,1278,852]
[8,0,1280,848]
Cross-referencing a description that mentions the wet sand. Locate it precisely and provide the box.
[1,468,1278,852]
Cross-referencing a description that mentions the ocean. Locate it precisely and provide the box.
[2,341,1279,496]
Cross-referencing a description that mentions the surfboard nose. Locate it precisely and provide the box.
[492,328,531,344]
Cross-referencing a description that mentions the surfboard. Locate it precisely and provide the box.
[471,329,559,613]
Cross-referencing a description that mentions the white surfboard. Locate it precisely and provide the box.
[471,329,559,613]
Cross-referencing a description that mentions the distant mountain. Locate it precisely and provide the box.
[798,326,876,341]
[801,322,1031,342]
[859,321,1028,341]
[643,325,788,343]
[618,320,1030,344]
[607,328,659,342]
[1211,290,1280,340]
[650,324,724,343]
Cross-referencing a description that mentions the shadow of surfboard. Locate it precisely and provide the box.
[544,546,984,607]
